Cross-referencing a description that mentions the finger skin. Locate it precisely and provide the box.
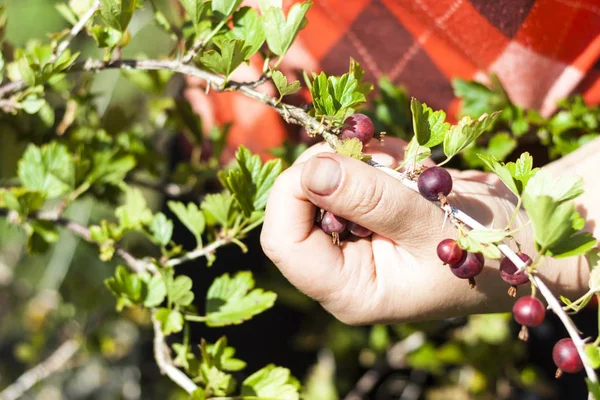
[300,152,439,243]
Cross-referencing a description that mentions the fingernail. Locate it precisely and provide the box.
[304,156,341,195]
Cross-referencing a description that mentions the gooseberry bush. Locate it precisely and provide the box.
[0,0,599,399]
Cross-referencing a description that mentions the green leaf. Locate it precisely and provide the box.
[452,77,506,118]
[144,274,167,307]
[105,266,144,311]
[18,142,75,199]
[310,70,367,118]
[467,228,508,244]
[212,0,242,17]
[202,337,247,372]
[477,154,520,197]
[150,212,173,246]
[443,111,501,161]
[200,39,252,79]
[422,105,450,148]
[21,95,46,114]
[400,138,431,168]
[168,201,205,247]
[87,151,136,185]
[261,1,311,57]
[205,271,277,327]
[155,308,184,335]
[587,379,600,400]
[505,152,539,194]
[0,188,46,217]
[411,98,430,145]
[258,0,282,12]
[180,0,211,33]
[90,25,122,48]
[18,57,36,86]
[586,345,600,369]
[230,7,265,57]
[336,138,371,161]
[523,170,596,257]
[115,187,153,230]
[100,0,138,32]
[221,146,282,217]
[457,235,501,259]
[272,69,301,101]
[202,192,234,228]
[163,269,195,307]
[204,366,236,396]
[241,364,300,400]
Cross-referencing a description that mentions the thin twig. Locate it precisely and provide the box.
[166,237,229,267]
[152,310,198,394]
[50,0,101,63]
[0,339,80,400]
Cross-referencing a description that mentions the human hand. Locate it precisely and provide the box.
[260,138,589,325]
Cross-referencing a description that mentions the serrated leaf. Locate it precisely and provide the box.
[258,0,282,12]
[155,308,184,335]
[523,170,596,257]
[457,235,501,259]
[162,269,195,307]
[18,142,75,199]
[180,0,211,33]
[212,0,242,17]
[272,69,301,100]
[477,153,519,197]
[144,274,167,307]
[100,0,137,32]
[205,271,277,327]
[168,201,205,247]
[443,111,501,161]
[105,266,144,311]
[200,39,252,79]
[411,98,430,145]
[204,366,236,396]
[230,7,265,57]
[150,212,173,246]
[468,228,508,244]
[115,187,153,230]
[241,364,300,400]
[400,138,431,168]
[202,337,247,372]
[336,138,371,161]
[87,151,136,185]
[261,1,311,57]
[221,146,282,217]
[202,192,234,228]
[0,188,46,217]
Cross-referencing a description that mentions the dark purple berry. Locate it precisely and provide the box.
[417,167,453,201]
[512,295,545,341]
[437,239,463,265]
[320,212,347,245]
[348,222,372,238]
[500,253,531,286]
[341,114,375,145]
[450,252,484,288]
[552,338,583,376]
[513,296,545,327]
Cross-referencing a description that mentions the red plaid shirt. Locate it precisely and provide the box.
[185,0,600,159]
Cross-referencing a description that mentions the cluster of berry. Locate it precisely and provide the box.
[315,113,584,377]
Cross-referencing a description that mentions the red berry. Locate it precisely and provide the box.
[341,114,375,145]
[437,239,463,265]
[417,167,453,201]
[320,212,347,235]
[552,338,583,375]
[512,296,545,327]
[348,222,372,238]
[500,253,531,286]
[449,252,484,279]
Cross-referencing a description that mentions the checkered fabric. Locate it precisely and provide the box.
[184,0,600,160]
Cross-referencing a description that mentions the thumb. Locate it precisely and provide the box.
[300,153,437,241]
